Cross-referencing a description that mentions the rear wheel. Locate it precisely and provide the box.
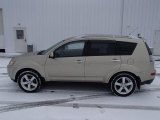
[111,73,136,97]
[17,71,41,92]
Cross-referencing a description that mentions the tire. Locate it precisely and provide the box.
[111,73,136,97]
[17,71,42,93]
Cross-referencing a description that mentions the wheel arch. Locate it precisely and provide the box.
[15,68,45,83]
[108,71,141,89]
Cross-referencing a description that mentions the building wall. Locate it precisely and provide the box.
[0,0,160,53]
[0,8,4,50]
[122,0,160,48]
[0,0,123,52]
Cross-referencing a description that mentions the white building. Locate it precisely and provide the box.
[0,0,160,55]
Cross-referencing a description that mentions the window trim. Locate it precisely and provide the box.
[53,40,137,57]
[54,40,86,58]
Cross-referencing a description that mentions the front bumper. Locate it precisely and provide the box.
[7,65,16,81]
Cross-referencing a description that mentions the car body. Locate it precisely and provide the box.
[7,34,156,96]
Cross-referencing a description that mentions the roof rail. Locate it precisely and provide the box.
[81,34,129,39]
[128,35,140,39]
[70,34,143,40]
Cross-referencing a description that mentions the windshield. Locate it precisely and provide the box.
[40,40,64,55]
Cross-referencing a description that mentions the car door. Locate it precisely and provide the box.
[45,41,86,81]
[85,40,121,82]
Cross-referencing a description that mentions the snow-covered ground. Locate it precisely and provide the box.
[0,57,160,120]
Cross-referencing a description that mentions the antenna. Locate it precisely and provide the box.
[129,27,138,35]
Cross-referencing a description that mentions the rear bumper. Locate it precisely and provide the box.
[141,79,154,85]
[11,79,17,82]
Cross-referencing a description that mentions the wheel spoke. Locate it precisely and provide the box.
[122,77,126,84]
[30,76,35,82]
[125,82,132,86]
[117,86,123,93]
[21,81,28,85]
[115,82,122,86]
[124,86,130,93]
[24,75,29,81]
[27,84,31,90]
[31,83,37,87]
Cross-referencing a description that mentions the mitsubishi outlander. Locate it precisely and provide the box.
[7,35,156,97]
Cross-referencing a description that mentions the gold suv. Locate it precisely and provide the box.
[7,35,156,96]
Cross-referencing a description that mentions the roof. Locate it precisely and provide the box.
[63,34,143,42]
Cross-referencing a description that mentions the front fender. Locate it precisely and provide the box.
[13,55,47,79]
[15,61,45,78]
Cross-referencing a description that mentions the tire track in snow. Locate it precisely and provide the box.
[0,93,108,113]
[0,89,160,113]
[55,103,160,111]
[0,92,160,113]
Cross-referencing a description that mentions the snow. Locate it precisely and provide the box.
[0,106,160,120]
[0,53,22,58]
[0,57,160,120]
[155,61,160,74]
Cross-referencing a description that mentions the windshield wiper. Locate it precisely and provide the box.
[37,50,45,55]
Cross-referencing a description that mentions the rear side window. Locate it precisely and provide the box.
[145,42,152,55]
[87,41,116,56]
[117,41,137,55]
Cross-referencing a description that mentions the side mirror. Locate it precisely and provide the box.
[49,52,54,59]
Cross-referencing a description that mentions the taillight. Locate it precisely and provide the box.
[150,71,156,76]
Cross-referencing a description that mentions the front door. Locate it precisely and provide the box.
[14,27,27,53]
[45,41,85,81]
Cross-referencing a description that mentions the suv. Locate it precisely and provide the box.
[7,35,156,96]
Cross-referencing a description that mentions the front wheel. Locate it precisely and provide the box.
[111,73,136,97]
[17,71,41,92]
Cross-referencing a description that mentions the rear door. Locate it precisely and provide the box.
[85,40,121,82]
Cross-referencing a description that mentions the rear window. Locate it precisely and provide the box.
[117,41,137,55]
[145,42,152,55]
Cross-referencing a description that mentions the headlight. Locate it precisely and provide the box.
[9,59,16,66]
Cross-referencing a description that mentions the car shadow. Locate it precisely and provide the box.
[43,81,110,93]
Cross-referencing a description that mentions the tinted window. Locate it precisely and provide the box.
[117,41,137,55]
[87,41,116,56]
[54,41,85,57]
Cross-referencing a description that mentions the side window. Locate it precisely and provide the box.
[54,41,85,57]
[87,41,116,56]
[117,41,137,55]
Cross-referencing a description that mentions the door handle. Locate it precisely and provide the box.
[76,60,84,63]
[112,59,121,62]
